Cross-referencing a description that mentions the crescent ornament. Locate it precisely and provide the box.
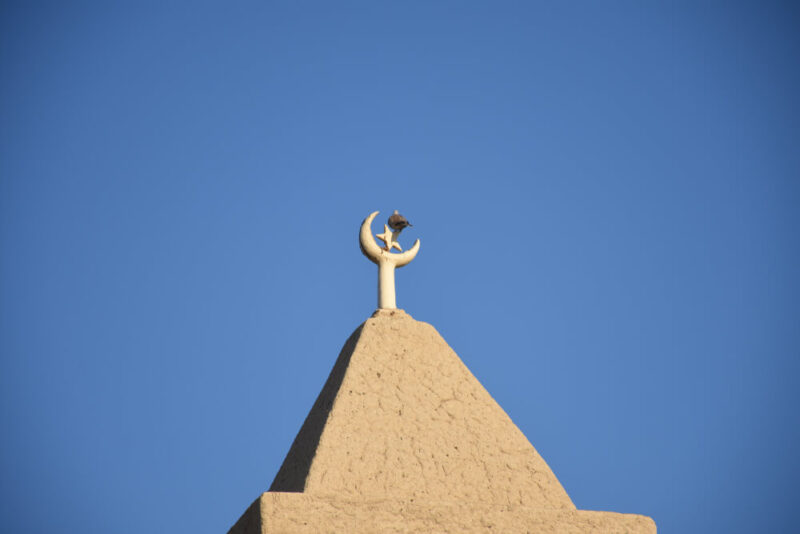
[359,211,420,309]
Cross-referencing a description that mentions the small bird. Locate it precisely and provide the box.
[387,210,412,232]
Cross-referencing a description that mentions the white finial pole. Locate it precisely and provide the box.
[378,261,397,309]
[359,211,420,309]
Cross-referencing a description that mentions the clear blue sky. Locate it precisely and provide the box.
[1,2,798,533]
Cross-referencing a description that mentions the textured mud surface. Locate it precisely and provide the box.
[230,493,657,534]
[230,310,656,533]
[270,309,573,509]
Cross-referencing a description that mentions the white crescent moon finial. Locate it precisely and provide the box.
[393,238,420,267]
[358,211,420,309]
[359,211,383,264]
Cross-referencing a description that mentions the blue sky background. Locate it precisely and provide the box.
[1,2,798,533]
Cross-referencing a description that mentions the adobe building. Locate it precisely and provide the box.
[228,211,655,533]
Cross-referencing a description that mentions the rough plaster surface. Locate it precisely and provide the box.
[229,493,657,534]
[270,309,572,508]
[230,310,656,532]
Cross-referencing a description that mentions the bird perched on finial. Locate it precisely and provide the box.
[388,210,412,232]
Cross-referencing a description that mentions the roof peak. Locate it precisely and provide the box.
[269,312,574,508]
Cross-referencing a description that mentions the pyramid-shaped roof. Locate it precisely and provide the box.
[229,211,654,532]
[270,309,574,510]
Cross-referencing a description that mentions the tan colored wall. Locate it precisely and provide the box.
[229,310,655,532]
[230,493,656,534]
[270,310,572,509]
